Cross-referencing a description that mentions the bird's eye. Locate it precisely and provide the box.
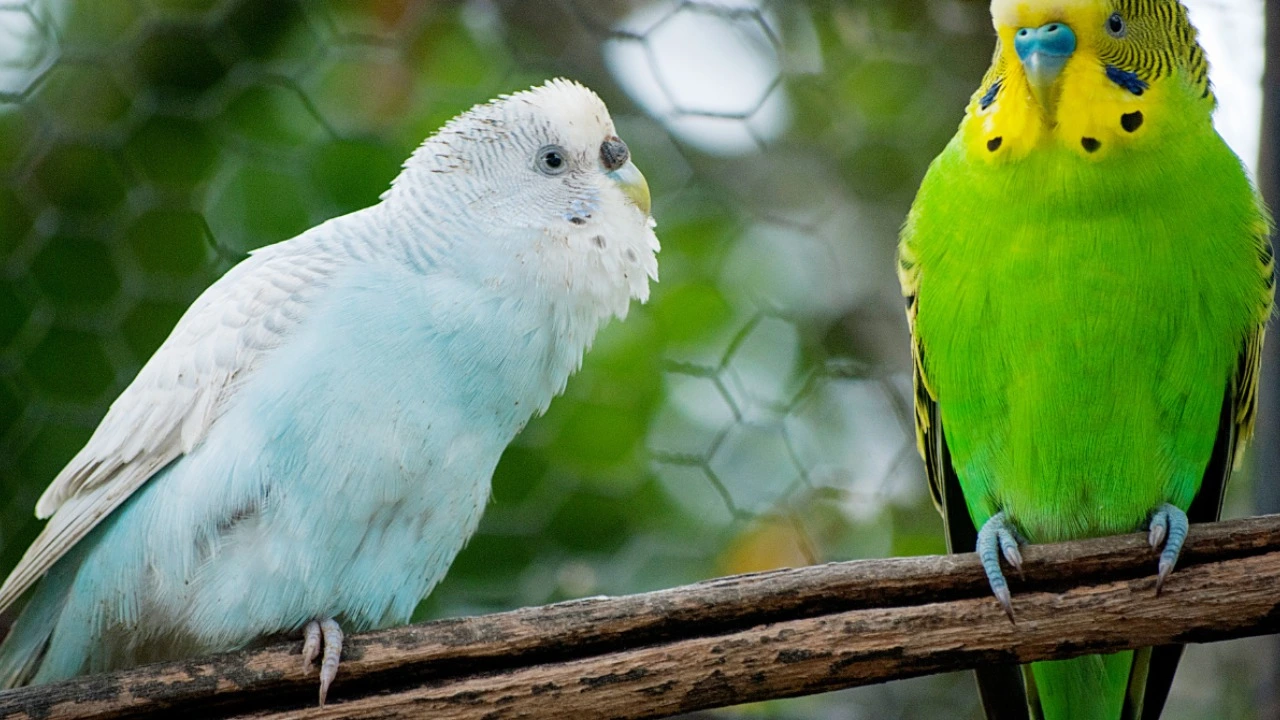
[1106,12,1126,38]
[536,145,569,176]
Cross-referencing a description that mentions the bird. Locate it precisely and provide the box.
[898,1,1273,718]
[0,78,659,705]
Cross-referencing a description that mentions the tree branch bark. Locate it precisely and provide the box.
[3,514,1280,720]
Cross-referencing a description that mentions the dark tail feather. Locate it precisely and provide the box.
[975,665,1032,719]
[1137,645,1183,720]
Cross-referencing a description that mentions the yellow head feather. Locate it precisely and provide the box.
[963,0,1212,162]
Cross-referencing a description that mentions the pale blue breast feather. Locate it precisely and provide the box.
[29,217,581,679]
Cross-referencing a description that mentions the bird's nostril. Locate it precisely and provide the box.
[600,136,629,171]
[1047,24,1058,32]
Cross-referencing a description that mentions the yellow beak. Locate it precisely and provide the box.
[608,160,651,217]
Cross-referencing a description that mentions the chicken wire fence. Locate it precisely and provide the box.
[0,0,1269,717]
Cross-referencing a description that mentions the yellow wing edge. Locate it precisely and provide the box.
[1233,207,1275,467]
[897,215,946,513]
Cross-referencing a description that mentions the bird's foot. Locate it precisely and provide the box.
[302,618,344,706]
[1147,503,1188,594]
[976,511,1025,622]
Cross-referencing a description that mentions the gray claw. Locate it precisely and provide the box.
[318,618,344,706]
[1148,503,1188,595]
[977,511,1023,622]
[300,618,345,706]
[302,620,321,673]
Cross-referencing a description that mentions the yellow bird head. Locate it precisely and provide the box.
[966,0,1213,160]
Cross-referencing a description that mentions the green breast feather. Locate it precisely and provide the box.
[898,1,1274,719]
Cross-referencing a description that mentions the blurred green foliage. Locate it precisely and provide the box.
[0,1,1268,717]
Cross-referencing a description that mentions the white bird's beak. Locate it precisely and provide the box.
[608,161,651,217]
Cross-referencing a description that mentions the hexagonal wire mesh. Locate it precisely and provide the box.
[0,0,1270,717]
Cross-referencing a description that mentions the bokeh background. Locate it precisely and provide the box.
[0,1,1275,717]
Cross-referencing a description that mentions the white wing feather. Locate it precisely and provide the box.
[0,239,345,613]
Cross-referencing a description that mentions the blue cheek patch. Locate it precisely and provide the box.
[1105,65,1148,96]
[979,79,1002,110]
[563,194,600,225]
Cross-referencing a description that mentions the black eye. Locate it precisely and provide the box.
[536,145,568,176]
[1107,12,1126,37]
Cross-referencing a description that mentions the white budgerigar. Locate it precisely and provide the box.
[0,79,658,703]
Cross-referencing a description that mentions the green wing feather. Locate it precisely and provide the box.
[901,222,1032,720]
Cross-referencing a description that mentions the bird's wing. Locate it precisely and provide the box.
[897,226,976,551]
[1228,215,1274,466]
[899,229,1033,720]
[0,241,344,613]
[1141,210,1274,720]
[1196,211,1273,517]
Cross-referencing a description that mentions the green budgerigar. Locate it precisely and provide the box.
[899,1,1274,718]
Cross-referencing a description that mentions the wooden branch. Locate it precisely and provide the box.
[3,515,1280,720]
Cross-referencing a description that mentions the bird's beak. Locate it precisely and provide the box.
[608,160,651,217]
[1013,21,1076,115]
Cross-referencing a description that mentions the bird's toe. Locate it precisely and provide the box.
[1148,503,1188,594]
[317,618,344,706]
[976,511,1023,622]
[301,620,322,673]
[299,618,345,705]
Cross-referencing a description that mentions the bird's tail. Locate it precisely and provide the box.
[0,586,66,689]
[0,554,81,689]
[1025,649,1150,720]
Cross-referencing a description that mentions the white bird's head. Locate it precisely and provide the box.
[386,79,660,323]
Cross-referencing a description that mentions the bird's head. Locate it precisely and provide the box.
[966,0,1213,160]
[388,78,659,319]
